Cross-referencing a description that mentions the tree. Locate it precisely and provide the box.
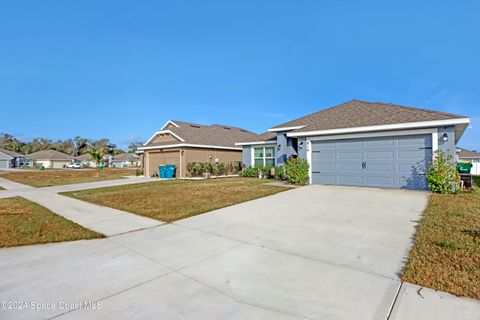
[86,148,104,174]
[128,141,144,153]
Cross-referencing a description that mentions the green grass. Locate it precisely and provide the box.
[63,178,289,222]
[0,197,103,247]
[401,188,480,299]
[473,175,480,188]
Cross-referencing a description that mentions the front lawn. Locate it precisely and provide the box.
[63,178,289,222]
[0,168,140,187]
[401,185,480,299]
[0,197,103,248]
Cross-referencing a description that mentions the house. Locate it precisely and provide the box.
[457,148,480,175]
[138,120,258,177]
[236,99,470,190]
[28,150,74,169]
[111,153,140,168]
[0,148,32,169]
[75,153,97,168]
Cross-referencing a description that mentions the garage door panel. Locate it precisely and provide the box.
[311,134,432,189]
[338,162,363,172]
[0,160,8,169]
[313,162,336,173]
[365,150,395,160]
[366,176,395,186]
[337,140,364,148]
[366,163,395,173]
[338,175,364,185]
[313,151,336,160]
[338,151,363,160]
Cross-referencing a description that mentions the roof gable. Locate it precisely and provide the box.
[27,150,73,160]
[271,99,467,133]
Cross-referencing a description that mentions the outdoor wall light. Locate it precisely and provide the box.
[442,133,448,142]
[277,144,281,151]
[299,141,304,149]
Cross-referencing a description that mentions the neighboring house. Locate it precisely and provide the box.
[457,148,480,175]
[111,153,140,168]
[28,150,74,169]
[0,148,32,169]
[75,153,97,168]
[138,120,258,177]
[236,99,470,190]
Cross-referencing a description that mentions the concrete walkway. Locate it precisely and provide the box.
[1,185,477,319]
[0,177,163,236]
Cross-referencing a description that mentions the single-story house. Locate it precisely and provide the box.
[236,99,470,190]
[138,120,258,177]
[457,148,480,175]
[75,153,97,168]
[0,148,32,169]
[28,150,74,169]
[111,153,140,168]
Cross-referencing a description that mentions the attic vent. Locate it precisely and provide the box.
[223,127,231,130]
[190,125,201,128]
[240,129,247,132]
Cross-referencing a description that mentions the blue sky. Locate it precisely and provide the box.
[1,1,479,150]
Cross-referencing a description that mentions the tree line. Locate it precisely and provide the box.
[0,133,143,156]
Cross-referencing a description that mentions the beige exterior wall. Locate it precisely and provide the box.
[144,147,242,178]
[144,149,180,177]
[181,148,242,178]
[34,160,71,169]
[150,133,179,144]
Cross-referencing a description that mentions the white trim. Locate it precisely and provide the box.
[143,130,185,145]
[306,139,312,185]
[307,128,438,142]
[268,125,305,132]
[287,118,470,137]
[235,141,276,146]
[138,143,242,151]
[432,129,439,152]
[160,120,180,130]
[0,151,14,160]
[251,145,276,167]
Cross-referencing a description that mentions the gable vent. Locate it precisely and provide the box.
[223,127,231,130]
[190,125,201,128]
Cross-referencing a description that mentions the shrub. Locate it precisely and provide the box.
[240,166,259,178]
[273,166,285,180]
[217,163,227,175]
[187,161,240,177]
[284,158,309,185]
[427,150,460,194]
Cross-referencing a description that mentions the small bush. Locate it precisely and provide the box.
[273,166,285,180]
[427,150,460,194]
[186,161,240,177]
[284,158,309,185]
[240,166,259,178]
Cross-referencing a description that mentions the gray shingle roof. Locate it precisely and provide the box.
[0,147,23,157]
[271,99,466,132]
[112,153,139,161]
[27,150,74,160]
[457,148,480,159]
[147,120,258,148]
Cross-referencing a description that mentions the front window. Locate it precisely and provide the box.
[254,146,275,167]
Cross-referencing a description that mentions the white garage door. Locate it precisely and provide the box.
[311,134,433,189]
[0,159,8,169]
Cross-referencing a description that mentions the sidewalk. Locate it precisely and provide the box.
[0,177,163,236]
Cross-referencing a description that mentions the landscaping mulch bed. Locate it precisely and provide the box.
[0,197,103,248]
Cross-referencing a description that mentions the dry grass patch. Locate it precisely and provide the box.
[0,168,140,187]
[63,178,289,222]
[401,185,480,299]
[0,197,103,248]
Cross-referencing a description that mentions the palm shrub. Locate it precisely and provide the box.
[85,148,104,175]
[427,150,460,193]
[284,158,309,184]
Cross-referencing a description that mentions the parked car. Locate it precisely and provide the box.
[66,162,81,169]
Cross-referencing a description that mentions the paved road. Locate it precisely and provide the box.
[1,185,477,319]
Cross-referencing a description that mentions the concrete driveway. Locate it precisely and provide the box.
[1,185,478,319]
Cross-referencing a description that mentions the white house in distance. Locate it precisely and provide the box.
[75,153,97,168]
[28,150,74,169]
[457,148,480,175]
[111,153,140,168]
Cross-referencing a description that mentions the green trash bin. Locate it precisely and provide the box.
[98,165,104,171]
[457,162,472,174]
[39,165,45,171]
